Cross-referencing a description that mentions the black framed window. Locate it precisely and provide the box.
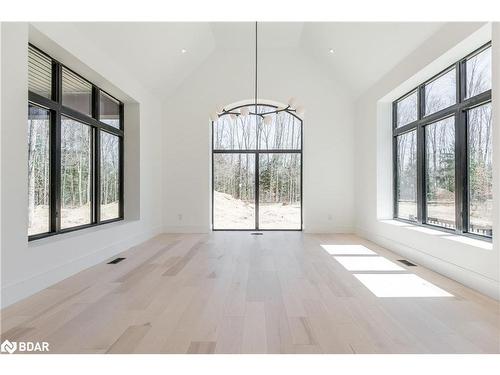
[395,129,417,222]
[396,91,418,128]
[425,116,455,229]
[424,68,456,116]
[27,104,51,236]
[467,103,493,236]
[60,116,92,229]
[212,104,303,231]
[100,131,121,221]
[393,42,492,239]
[62,67,92,116]
[100,91,121,129]
[27,44,124,241]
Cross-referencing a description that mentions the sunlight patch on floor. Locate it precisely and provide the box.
[354,274,453,297]
[320,244,376,255]
[334,256,405,271]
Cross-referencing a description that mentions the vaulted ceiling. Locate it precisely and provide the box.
[70,22,445,99]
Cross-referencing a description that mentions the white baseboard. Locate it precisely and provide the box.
[304,226,354,234]
[162,225,209,233]
[1,225,164,309]
[356,226,500,301]
[162,225,353,234]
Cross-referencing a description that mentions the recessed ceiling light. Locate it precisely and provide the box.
[329,48,334,54]
[181,49,187,54]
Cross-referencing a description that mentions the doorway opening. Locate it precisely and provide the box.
[212,103,303,230]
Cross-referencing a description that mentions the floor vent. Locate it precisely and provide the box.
[107,257,126,264]
[250,232,263,235]
[398,259,417,267]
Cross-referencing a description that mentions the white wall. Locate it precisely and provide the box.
[162,48,355,233]
[0,23,163,308]
[354,22,500,299]
[3,21,498,308]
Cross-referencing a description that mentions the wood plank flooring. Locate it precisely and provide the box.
[1,232,499,354]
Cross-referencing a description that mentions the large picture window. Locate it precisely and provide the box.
[425,117,455,229]
[212,104,302,230]
[395,130,417,221]
[27,44,124,240]
[28,105,50,236]
[393,43,492,239]
[468,103,492,236]
[60,117,92,229]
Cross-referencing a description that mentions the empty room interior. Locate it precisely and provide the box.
[1,20,500,357]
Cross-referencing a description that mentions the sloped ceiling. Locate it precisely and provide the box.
[71,22,216,97]
[70,22,445,99]
[300,22,445,95]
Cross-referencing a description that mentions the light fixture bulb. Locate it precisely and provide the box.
[216,105,224,113]
[296,105,305,116]
[230,113,237,120]
[288,97,297,108]
[210,112,218,122]
[263,115,273,125]
[181,49,187,54]
[329,48,334,54]
[240,107,250,116]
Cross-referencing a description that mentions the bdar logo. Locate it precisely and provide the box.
[0,340,49,354]
[1,340,17,354]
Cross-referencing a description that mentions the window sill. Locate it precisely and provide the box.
[378,219,493,250]
[28,218,125,247]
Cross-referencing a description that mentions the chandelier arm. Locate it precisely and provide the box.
[221,104,295,118]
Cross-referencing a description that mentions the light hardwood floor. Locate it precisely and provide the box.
[1,232,499,354]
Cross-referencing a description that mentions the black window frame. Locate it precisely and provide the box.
[211,103,303,231]
[28,44,124,241]
[392,42,492,241]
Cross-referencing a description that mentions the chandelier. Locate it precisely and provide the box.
[210,22,305,124]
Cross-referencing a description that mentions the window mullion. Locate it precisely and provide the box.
[119,103,124,220]
[94,128,100,224]
[416,123,425,224]
[392,103,398,219]
[455,61,465,234]
[93,87,101,224]
[54,63,63,233]
[119,134,124,219]
[255,152,259,231]
[416,85,425,224]
[455,109,467,234]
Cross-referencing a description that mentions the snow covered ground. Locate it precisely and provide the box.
[213,191,301,229]
[28,202,119,235]
[29,192,303,234]
[398,200,492,234]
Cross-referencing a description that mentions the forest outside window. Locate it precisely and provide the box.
[27,44,124,240]
[212,104,302,230]
[100,131,120,221]
[425,117,455,229]
[28,104,51,236]
[396,130,417,222]
[392,42,492,239]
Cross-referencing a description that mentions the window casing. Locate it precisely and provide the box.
[28,44,124,241]
[393,42,492,240]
